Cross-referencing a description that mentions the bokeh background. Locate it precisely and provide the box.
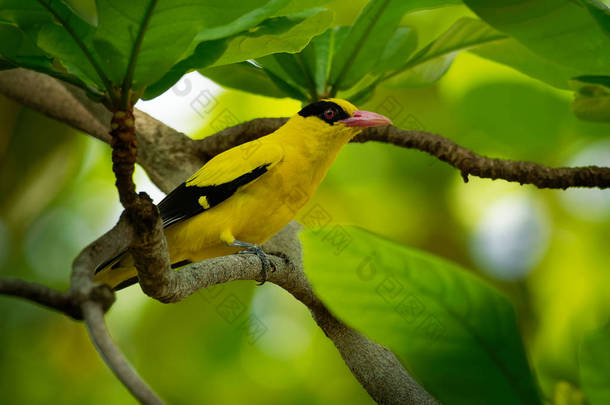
[1,1,609,403]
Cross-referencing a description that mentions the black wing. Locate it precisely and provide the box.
[158,163,271,228]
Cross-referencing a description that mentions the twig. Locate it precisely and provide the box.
[353,126,610,189]
[0,278,82,319]
[83,301,164,405]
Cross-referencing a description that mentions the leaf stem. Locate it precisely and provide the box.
[121,0,159,108]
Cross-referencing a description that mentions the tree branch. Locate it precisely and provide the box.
[0,278,82,319]
[83,300,163,405]
[195,117,610,189]
[353,126,610,189]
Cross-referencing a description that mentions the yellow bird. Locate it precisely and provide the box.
[94,98,391,289]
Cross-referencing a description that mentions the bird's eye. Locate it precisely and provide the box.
[324,108,335,120]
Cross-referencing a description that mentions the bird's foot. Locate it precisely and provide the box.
[232,240,271,285]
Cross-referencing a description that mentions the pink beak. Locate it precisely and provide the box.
[339,110,392,127]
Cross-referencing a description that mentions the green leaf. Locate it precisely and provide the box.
[0,0,107,90]
[300,26,349,96]
[463,0,610,75]
[569,75,610,122]
[384,17,505,88]
[301,226,542,405]
[580,0,610,38]
[93,0,291,89]
[0,22,100,96]
[199,62,287,99]
[143,8,331,100]
[255,54,310,100]
[471,38,582,90]
[273,0,332,16]
[372,26,418,73]
[209,9,333,67]
[579,324,610,404]
[329,0,461,93]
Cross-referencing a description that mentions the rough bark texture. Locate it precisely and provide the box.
[353,127,610,189]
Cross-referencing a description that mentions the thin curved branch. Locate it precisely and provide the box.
[353,126,610,189]
[196,117,610,189]
[83,301,163,405]
[0,278,82,319]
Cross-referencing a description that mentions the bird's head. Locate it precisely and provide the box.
[294,98,392,142]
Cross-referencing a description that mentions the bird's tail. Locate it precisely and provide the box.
[93,251,139,290]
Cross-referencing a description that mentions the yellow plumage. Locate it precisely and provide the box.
[94,98,390,289]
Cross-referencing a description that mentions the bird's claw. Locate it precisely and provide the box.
[238,245,271,285]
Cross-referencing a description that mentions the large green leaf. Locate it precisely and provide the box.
[579,324,610,404]
[0,22,99,96]
[384,17,505,88]
[462,0,610,75]
[93,0,290,91]
[143,8,331,100]
[0,0,104,89]
[569,75,610,122]
[372,26,418,73]
[199,62,287,99]
[299,26,349,98]
[580,0,610,38]
[301,226,542,405]
[272,0,332,16]
[471,38,582,90]
[209,9,333,67]
[328,0,461,93]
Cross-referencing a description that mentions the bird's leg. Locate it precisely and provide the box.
[229,240,271,285]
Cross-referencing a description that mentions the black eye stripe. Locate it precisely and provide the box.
[298,101,350,125]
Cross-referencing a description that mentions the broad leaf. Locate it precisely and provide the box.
[384,18,505,88]
[471,38,582,90]
[329,0,461,92]
[580,0,610,38]
[372,26,418,73]
[273,0,333,16]
[93,0,290,89]
[463,0,610,75]
[569,76,610,122]
[300,26,349,97]
[143,8,331,100]
[301,226,542,405]
[0,0,103,88]
[579,324,610,404]
[209,9,333,67]
[199,62,287,99]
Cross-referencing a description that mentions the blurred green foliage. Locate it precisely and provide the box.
[1,0,610,404]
